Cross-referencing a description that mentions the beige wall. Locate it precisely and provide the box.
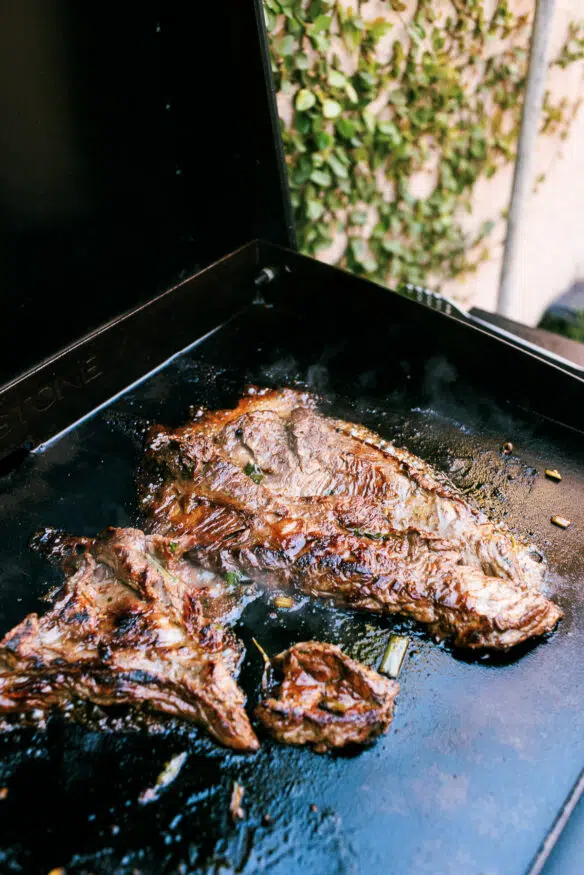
[276,1,584,327]
[441,0,584,325]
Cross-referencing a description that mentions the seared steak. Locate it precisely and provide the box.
[0,527,259,751]
[171,388,545,586]
[141,388,562,650]
[255,641,399,752]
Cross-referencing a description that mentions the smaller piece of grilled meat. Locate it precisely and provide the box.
[255,642,399,753]
[0,528,259,751]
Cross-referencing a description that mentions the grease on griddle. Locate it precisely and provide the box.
[448,448,538,527]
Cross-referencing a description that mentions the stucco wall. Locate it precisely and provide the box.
[441,0,584,325]
[273,1,584,327]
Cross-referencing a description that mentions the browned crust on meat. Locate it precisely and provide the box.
[255,641,399,752]
[0,528,259,751]
[139,389,561,650]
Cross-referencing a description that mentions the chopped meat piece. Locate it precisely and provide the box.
[139,388,562,650]
[0,528,259,751]
[255,642,399,752]
[230,780,245,821]
[138,751,188,805]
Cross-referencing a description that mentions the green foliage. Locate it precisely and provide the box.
[265,1,584,290]
[540,310,584,344]
[554,20,584,69]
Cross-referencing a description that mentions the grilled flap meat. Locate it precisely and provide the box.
[156,388,545,586]
[256,641,399,752]
[0,528,259,751]
[141,388,562,650]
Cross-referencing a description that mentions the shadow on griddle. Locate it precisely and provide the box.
[0,443,32,478]
[448,632,554,667]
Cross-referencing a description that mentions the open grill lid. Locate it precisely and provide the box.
[0,0,293,385]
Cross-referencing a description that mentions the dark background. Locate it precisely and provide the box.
[0,0,292,385]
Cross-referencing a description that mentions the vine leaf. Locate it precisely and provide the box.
[296,89,316,111]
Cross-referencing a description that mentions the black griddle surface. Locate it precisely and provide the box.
[1,303,583,875]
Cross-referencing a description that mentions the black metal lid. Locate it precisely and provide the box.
[0,0,294,384]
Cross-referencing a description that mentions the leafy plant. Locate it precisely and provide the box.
[265,1,584,293]
[540,310,584,344]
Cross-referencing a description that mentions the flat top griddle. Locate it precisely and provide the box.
[1,285,583,875]
[4,3,582,872]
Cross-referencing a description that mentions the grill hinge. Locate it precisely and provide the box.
[253,266,278,304]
